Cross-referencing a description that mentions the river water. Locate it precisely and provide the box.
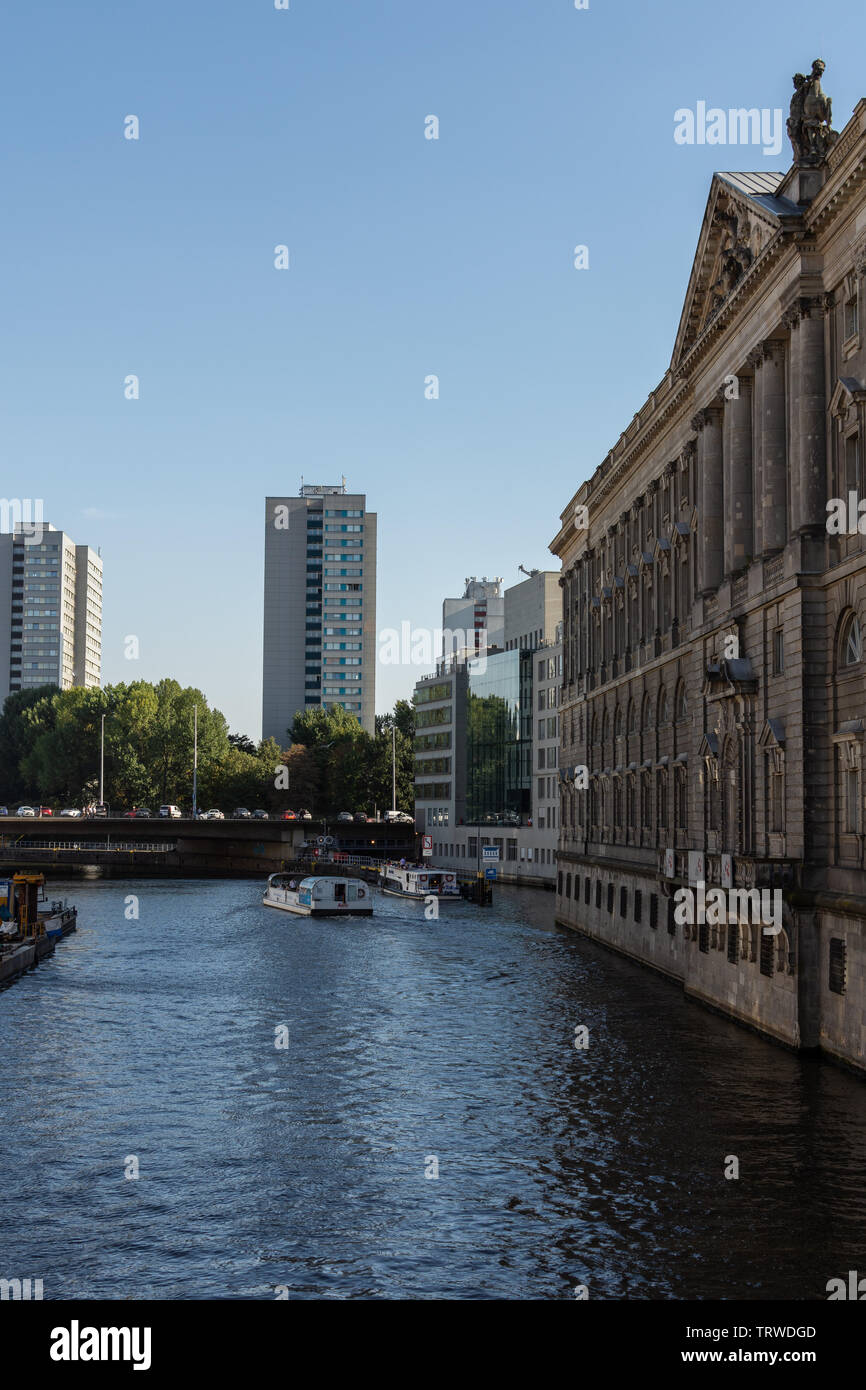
[1,877,865,1300]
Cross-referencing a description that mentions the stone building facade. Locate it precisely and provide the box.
[551,77,866,1072]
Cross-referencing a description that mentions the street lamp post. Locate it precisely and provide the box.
[192,704,198,819]
[99,713,105,807]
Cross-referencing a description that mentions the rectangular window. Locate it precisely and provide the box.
[846,766,860,834]
[829,937,847,994]
[760,930,775,978]
[770,771,784,833]
[634,889,642,923]
[845,291,859,341]
[772,628,784,674]
[845,432,861,494]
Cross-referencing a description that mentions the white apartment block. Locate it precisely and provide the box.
[263,484,377,741]
[0,523,103,701]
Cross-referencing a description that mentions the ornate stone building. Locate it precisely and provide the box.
[551,68,866,1071]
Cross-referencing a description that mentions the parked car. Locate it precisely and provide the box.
[122,809,137,819]
[195,810,210,820]
[159,805,182,819]
[336,811,354,823]
[251,809,269,820]
[89,803,109,818]
[297,808,312,821]
[135,808,153,818]
[233,808,251,819]
[0,806,8,816]
[39,806,53,817]
[353,811,368,823]
[384,810,414,824]
[206,809,224,820]
[280,810,297,820]
[17,806,37,817]
[60,807,83,818]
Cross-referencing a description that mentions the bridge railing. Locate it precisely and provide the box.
[3,840,176,853]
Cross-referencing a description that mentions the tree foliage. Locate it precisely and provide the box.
[0,684,416,817]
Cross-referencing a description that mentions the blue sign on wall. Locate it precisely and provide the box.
[485,867,497,881]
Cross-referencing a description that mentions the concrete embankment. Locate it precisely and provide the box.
[0,934,55,985]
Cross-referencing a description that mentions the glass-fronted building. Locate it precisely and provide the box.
[466,649,532,822]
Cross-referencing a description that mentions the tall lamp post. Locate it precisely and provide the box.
[192,704,198,820]
[99,713,105,807]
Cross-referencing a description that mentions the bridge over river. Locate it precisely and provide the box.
[0,816,417,878]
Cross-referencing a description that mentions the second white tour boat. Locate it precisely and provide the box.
[379,863,461,902]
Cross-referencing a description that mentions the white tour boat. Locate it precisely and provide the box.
[379,863,461,902]
[262,873,373,917]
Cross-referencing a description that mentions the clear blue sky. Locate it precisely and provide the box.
[1,1,863,737]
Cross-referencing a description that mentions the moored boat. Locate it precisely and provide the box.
[379,863,461,902]
[262,873,373,917]
[0,875,77,984]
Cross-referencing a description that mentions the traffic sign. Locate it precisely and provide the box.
[485,867,497,881]
[422,835,433,857]
[482,845,500,861]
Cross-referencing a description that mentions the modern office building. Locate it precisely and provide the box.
[414,571,562,886]
[262,483,377,741]
[552,68,866,1071]
[0,523,103,702]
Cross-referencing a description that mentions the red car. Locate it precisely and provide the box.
[280,810,297,820]
[39,807,53,817]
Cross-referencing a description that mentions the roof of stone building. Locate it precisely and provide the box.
[716,171,802,218]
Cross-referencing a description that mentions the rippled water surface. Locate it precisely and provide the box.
[1,877,865,1300]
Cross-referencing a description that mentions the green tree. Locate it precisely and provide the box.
[0,685,59,801]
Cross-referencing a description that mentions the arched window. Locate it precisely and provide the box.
[614,705,623,739]
[841,612,863,667]
[627,698,637,734]
[677,684,688,722]
[642,693,653,730]
[602,709,610,746]
[659,688,669,724]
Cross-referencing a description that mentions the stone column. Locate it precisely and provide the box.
[758,339,788,554]
[796,297,829,536]
[747,348,764,557]
[783,306,802,537]
[693,406,724,595]
[724,376,754,575]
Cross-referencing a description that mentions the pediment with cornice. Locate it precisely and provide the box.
[670,174,798,370]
